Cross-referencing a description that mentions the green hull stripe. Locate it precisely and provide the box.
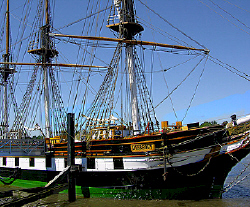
[1,179,46,189]
[0,178,223,199]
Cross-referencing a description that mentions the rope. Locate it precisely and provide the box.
[168,155,213,177]
[181,55,208,122]
[57,6,112,30]
[154,55,206,109]
[208,55,250,81]
[222,144,250,193]
[209,0,250,31]
[223,169,250,193]
[162,128,249,178]
[135,15,194,48]
[164,127,250,191]
[199,0,250,36]
[0,168,20,185]
[223,0,250,14]
[138,0,206,49]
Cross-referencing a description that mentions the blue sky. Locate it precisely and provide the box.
[163,90,250,125]
[2,0,250,131]
[134,0,250,125]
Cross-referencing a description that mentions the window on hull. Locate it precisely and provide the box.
[15,157,19,167]
[114,158,124,169]
[29,158,35,167]
[46,156,52,168]
[87,158,95,169]
[3,157,6,166]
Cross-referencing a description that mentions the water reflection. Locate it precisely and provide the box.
[21,196,249,207]
[223,154,250,199]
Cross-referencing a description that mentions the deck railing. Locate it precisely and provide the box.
[0,139,45,156]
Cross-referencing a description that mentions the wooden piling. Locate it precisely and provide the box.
[67,113,76,202]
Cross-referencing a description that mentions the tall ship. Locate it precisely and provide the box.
[0,0,250,199]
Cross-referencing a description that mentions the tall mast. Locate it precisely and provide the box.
[6,0,9,58]
[43,0,51,138]
[124,0,139,134]
[108,0,143,134]
[2,0,10,137]
[28,0,58,138]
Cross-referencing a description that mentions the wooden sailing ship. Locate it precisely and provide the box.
[0,0,250,200]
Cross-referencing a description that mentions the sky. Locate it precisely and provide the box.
[1,0,250,132]
[135,0,250,125]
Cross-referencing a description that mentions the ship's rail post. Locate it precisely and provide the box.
[9,139,11,153]
[67,113,76,202]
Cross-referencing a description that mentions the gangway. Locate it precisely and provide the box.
[0,165,75,206]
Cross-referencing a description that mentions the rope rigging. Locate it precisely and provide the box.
[223,0,250,14]
[0,1,249,198]
[77,43,122,138]
[208,55,250,81]
[11,65,40,136]
[199,0,250,36]
[161,126,250,181]
[209,0,250,31]
[138,0,207,50]
[66,0,111,116]
[132,46,159,131]
[0,0,62,137]
[154,54,207,109]
[135,15,196,49]
[0,0,248,141]
[75,39,162,139]
[49,66,67,136]
[12,0,33,63]
[57,5,112,31]
[181,55,208,122]
[223,160,250,193]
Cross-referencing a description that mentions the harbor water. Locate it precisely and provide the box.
[1,155,250,207]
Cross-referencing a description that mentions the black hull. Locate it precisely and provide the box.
[1,145,249,199]
[77,148,250,199]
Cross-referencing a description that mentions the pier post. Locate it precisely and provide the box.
[67,113,76,202]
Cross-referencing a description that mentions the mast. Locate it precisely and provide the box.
[1,0,10,137]
[4,0,10,136]
[43,0,51,138]
[125,0,140,134]
[28,0,58,138]
[109,0,144,134]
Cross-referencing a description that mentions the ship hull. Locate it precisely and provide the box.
[0,126,250,200]
[0,145,249,200]
[78,147,250,199]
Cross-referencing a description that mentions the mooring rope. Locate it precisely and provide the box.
[0,168,20,185]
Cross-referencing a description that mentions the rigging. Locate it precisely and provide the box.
[199,0,250,36]
[138,0,207,49]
